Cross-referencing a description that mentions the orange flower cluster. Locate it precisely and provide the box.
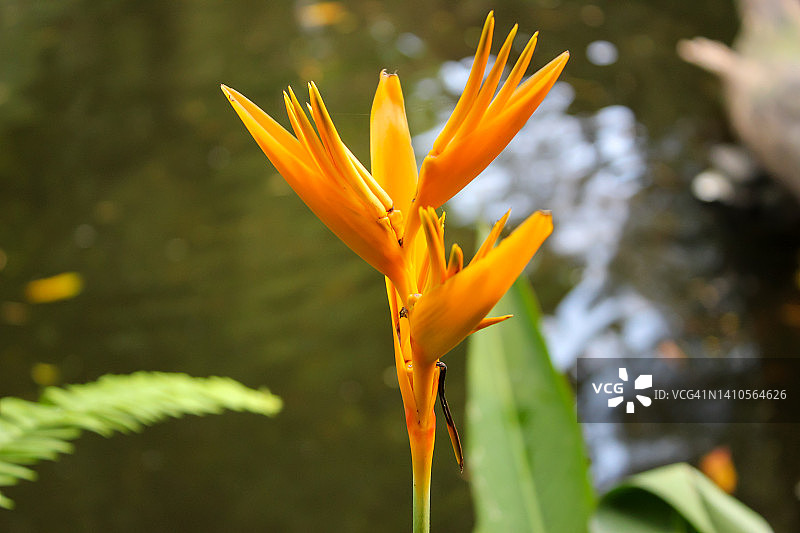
[223,11,567,528]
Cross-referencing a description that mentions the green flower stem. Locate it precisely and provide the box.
[413,475,431,533]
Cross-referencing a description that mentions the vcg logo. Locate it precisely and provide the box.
[591,367,653,413]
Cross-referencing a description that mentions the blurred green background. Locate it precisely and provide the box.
[1,0,798,531]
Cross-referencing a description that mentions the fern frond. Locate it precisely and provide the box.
[0,372,282,509]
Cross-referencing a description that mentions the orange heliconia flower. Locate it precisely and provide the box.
[223,12,567,531]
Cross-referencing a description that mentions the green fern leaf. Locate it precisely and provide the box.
[0,372,282,509]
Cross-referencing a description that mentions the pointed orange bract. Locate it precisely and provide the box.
[431,12,495,156]
[221,84,412,300]
[415,12,569,211]
[409,211,553,366]
[371,71,418,217]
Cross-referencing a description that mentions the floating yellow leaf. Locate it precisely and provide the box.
[25,272,84,303]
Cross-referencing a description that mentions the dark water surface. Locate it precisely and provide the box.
[1,1,798,531]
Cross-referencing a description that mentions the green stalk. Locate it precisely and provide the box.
[413,473,431,533]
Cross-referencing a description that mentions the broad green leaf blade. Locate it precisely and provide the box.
[592,463,773,533]
[0,372,282,509]
[592,490,699,533]
[467,276,594,533]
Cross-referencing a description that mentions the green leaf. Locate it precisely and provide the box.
[467,276,594,533]
[592,463,773,533]
[0,372,282,509]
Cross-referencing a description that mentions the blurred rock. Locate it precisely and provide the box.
[678,0,800,201]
